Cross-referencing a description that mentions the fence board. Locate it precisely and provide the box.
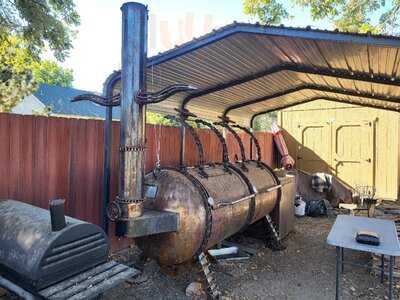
[0,114,9,197]
[0,113,274,251]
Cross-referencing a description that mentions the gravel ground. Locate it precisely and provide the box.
[103,215,400,300]
[1,215,399,299]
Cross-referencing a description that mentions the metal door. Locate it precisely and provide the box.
[332,121,375,188]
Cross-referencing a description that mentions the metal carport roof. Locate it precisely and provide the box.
[107,22,400,126]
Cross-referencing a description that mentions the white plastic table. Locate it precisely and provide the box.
[327,215,400,300]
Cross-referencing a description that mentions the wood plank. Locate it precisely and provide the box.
[0,114,10,198]
[32,116,48,208]
[0,114,275,251]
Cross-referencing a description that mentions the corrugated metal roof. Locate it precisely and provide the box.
[108,22,400,125]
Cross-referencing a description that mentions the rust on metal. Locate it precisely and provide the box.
[135,84,197,104]
[72,93,121,107]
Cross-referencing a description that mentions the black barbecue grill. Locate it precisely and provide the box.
[0,199,139,299]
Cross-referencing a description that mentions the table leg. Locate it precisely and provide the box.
[336,247,342,300]
[381,254,385,283]
[341,248,344,273]
[389,256,394,300]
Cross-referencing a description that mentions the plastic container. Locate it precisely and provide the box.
[294,197,306,216]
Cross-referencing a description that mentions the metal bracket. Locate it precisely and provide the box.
[194,119,231,173]
[135,84,197,104]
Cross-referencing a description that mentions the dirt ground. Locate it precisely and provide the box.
[1,214,399,299]
[101,214,400,300]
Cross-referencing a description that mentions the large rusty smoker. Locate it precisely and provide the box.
[0,2,295,299]
[96,2,293,269]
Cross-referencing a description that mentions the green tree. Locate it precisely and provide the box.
[0,0,80,61]
[146,112,179,126]
[0,0,79,112]
[243,0,400,34]
[243,0,290,25]
[0,36,36,112]
[253,111,277,131]
[32,60,73,87]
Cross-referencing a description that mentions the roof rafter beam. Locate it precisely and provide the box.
[181,63,400,110]
[223,84,400,117]
[249,96,400,128]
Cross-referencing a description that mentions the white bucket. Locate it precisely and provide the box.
[295,198,306,216]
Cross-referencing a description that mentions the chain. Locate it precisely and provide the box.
[232,124,262,163]
[119,144,146,152]
[215,121,248,171]
[168,167,213,255]
[155,123,161,169]
[227,163,256,229]
[194,119,230,172]
[265,214,286,251]
[198,252,221,299]
[165,114,208,178]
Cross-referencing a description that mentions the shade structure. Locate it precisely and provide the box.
[107,22,400,125]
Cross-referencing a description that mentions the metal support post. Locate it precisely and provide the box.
[336,247,342,300]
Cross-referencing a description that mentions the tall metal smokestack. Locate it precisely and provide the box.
[117,2,147,232]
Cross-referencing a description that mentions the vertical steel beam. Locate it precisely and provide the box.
[102,106,112,232]
[119,2,147,202]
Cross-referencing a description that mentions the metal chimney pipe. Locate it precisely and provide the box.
[117,2,147,221]
[49,199,66,231]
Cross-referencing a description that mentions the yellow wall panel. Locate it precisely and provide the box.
[279,100,399,200]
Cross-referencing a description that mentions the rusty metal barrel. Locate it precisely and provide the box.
[137,160,280,265]
[135,115,281,265]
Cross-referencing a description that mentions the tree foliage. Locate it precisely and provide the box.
[243,0,400,34]
[0,37,75,112]
[253,111,277,131]
[0,0,80,61]
[0,1,79,112]
[32,60,73,87]
[243,0,290,25]
[146,112,179,127]
[0,36,36,112]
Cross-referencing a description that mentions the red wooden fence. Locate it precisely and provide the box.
[0,113,274,250]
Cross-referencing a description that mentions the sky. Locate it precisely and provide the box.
[56,0,332,92]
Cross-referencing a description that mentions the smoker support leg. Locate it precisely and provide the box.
[381,254,385,283]
[265,214,286,251]
[198,252,221,299]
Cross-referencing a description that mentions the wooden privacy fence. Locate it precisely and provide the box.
[0,113,274,250]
